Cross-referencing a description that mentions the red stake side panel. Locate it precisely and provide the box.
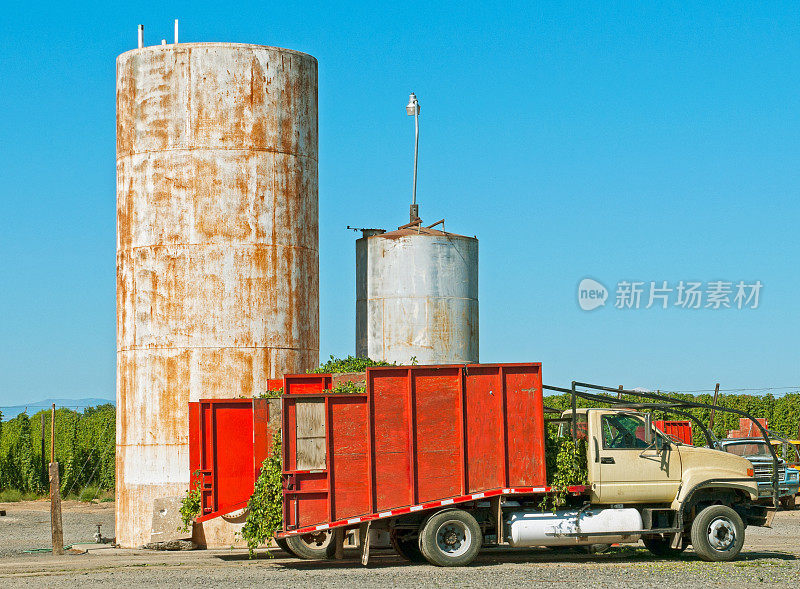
[282,363,545,531]
[654,420,693,445]
[189,397,276,523]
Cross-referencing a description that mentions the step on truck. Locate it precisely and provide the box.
[270,364,775,566]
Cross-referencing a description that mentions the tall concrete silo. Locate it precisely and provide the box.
[116,42,318,547]
[356,225,478,365]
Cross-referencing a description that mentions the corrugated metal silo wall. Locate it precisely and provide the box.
[356,232,478,365]
[116,43,319,547]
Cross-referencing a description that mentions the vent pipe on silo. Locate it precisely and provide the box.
[137,25,143,48]
[174,19,179,44]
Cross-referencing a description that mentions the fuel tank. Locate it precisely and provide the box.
[506,507,643,547]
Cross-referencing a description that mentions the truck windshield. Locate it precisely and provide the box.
[723,442,770,458]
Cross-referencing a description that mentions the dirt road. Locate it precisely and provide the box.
[1,501,797,588]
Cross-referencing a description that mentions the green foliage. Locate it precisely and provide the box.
[78,486,101,503]
[0,405,115,496]
[331,380,367,395]
[240,431,283,558]
[257,387,283,399]
[309,355,395,374]
[179,476,202,533]
[0,414,40,493]
[0,489,23,502]
[541,431,588,511]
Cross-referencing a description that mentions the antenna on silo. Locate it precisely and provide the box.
[137,25,144,49]
[406,92,421,223]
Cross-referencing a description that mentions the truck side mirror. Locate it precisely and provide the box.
[644,414,654,446]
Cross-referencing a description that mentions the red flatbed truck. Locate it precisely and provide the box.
[192,363,774,566]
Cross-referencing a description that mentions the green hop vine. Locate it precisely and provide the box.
[240,431,284,558]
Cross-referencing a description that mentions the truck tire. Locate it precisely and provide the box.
[390,529,425,562]
[418,510,482,567]
[274,537,296,556]
[285,532,336,560]
[643,536,685,557]
[780,496,796,511]
[689,505,745,562]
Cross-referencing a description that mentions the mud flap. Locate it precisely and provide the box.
[669,532,683,550]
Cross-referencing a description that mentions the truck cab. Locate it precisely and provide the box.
[575,409,760,509]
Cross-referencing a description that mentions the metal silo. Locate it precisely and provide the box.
[116,42,318,547]
[356,225,478,365]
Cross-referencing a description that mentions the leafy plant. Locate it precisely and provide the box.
[257,387,283,399]
[178,475,202,533]
[240,431,283,558]
[309,355,394,374]
[541,431,588,511]
[331,380,367,395]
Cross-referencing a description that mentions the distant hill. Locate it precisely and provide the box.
[0,398,115,421]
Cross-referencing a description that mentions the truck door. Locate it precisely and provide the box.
[591,412,682,503]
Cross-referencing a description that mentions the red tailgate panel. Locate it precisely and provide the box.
[189,398,274,521]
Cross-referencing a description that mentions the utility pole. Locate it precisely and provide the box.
[49,404,64,556]
[41,415,46,489]
[617,385,623,399]
[708,383,720,432]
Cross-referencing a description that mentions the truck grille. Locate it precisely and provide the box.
[753,464,786,483]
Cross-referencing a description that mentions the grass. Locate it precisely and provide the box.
[0,489,45,502]
[69,486,114,503]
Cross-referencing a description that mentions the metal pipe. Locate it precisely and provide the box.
[137,25,143,49]
[406,93,420,222]
[413,104,418,207]
[174,19,179,44]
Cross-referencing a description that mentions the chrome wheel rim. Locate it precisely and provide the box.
[435,520,472,557]
[707,517,736,551]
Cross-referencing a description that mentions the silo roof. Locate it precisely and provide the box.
[376,226,474,240]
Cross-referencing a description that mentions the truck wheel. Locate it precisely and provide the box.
[390,529,425,562]
[643,537,685,557]
[274,537,295,556]
[285,531,336,560]
[780,496,796,511]
[419,510,482,567]
[690,505,745,562]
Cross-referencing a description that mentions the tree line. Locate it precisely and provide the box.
[0,405,115,496]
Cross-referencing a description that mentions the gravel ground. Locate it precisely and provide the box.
[0,500,115,558]
[0,501,798,588]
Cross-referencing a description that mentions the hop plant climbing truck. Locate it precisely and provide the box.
[270,365,777,566]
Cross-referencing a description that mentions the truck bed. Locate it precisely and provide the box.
[280,363,549,535]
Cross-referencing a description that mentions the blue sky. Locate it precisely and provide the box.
[1,2,799,406]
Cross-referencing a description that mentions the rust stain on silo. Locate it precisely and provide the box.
[116,43,319,548]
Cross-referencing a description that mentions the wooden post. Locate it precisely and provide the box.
[708,383,720,431]
[617,385,623,399]
[40,415,46,488]
[49,404,64,556]
[50,404,55,463]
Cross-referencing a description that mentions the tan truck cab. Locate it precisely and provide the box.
[563,408,769,560]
